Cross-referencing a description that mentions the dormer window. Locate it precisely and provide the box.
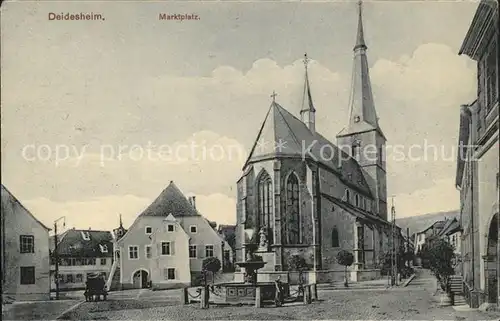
[81,231,90,241]
[99,244,108,253]
[344,189,350,203]
[145,226,152,235]
[352,140,361,159]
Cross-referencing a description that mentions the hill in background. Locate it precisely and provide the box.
[396,210,460,237]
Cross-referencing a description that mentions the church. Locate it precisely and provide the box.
[235,2,402,281]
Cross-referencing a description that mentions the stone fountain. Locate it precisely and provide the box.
[206,228,284,305]
[236,242,267,284]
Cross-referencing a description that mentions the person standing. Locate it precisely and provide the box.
[274,276,284,307]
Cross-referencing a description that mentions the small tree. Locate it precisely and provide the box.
[287,255,309,286]
[336,250,354,287]
[202,257,221,285]
[426,239,455,294]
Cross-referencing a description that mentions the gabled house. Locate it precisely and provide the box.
[148,214,190,289]
[50,229,114,291]
[1,185,51,302]
[413,220,447,255]
[217,224,236,271]
[437,217,462,255]
[114,181,230,289]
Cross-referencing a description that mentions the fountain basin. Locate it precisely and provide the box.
[235,261,267,270]
[205,282,290,305]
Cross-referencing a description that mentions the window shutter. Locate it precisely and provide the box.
[170,241,175,255]
[198,245,204,258]
[163,268,168,280]
[173,269,177,280]
[157,243,161,257]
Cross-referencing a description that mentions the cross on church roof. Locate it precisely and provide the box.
[270,91,277,102]
[303,53,310,68]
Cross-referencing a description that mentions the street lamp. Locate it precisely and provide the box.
[53,216,66,300]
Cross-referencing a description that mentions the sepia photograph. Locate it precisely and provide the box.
[1,0,499,320]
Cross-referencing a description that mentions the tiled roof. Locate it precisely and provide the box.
[439,218,461,237]
[321,193,392,227]
[50,229,113,258]
[218,224,236,236]
[139,181,200,217]
[244,102,372,196]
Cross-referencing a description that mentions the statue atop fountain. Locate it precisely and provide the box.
[258,227,269,251]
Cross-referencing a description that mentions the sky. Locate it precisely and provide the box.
[1,0,479,232]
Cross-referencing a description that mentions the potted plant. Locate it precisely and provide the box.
[425,239,456,306]
[336,250,354,287]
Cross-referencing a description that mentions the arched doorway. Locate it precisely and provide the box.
[485,213,498,305]
[132,269,149,289]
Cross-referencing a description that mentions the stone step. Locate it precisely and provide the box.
[453,295,467,306]
[316,282,388,290]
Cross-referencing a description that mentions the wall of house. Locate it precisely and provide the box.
[50,257,112,290]
[1,188,50,301]
[118,216,165,289]
[176,216,227,280]
[477,139,499,291]
[148,221,190,289]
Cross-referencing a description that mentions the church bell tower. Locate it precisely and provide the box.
[336,1,388,220]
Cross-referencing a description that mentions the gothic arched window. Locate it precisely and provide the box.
[285,173,300,244]
[258,172,272,230]
[355,194,359,207]
[345,189,350,204]
[331,227,340,247]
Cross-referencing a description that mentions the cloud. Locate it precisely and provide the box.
[370,43,476,194]
[23,192,236,232]
[23,195,151,232]
[392,178,459,218]
[3,43,476,224]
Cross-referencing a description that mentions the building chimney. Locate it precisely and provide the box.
[189,196,196,209]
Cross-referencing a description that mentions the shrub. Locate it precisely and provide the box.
[287,255,309,272]
[426,239,455,292]
[336,250,354,287]
[202,257,221,276]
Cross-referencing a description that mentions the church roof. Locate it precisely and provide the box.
[138,181,200,217]
[244,101,372,196]
[322,192,392,227]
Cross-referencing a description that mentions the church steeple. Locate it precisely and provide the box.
[337,1,388,221]
[343,0,382,135]
[300,53,316,133]
[354,0,367,51]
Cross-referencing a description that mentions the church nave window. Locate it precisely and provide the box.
[355,194,359,207]
[331,227,340,248]
[285,173,300,244]
[258,172,273,230]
